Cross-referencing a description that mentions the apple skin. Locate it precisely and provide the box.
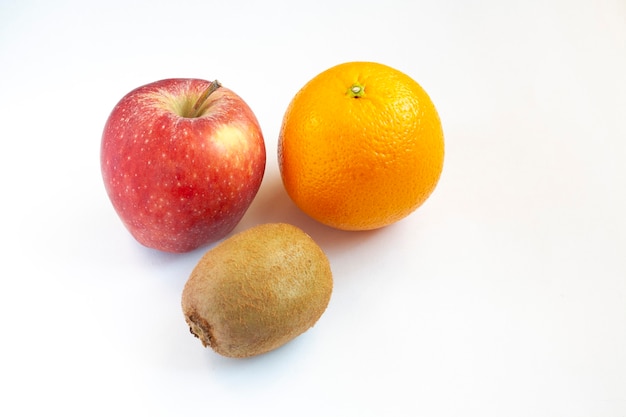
[101,78,266,253]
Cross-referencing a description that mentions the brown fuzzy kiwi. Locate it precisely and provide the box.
[181,223,333,358]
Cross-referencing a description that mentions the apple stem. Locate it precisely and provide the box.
[192,80,222,117]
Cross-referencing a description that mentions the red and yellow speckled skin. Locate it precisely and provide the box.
[101,78,266,253]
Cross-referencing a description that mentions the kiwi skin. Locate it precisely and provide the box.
[181,223,333,358]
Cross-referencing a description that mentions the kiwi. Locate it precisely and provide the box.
[181,223,333,358]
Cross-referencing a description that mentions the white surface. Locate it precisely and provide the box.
[1,0,625,415]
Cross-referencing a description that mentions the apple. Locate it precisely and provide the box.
[100,78,266,253]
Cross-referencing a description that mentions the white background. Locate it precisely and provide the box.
[1,0,625,415]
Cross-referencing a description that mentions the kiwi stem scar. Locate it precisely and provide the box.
[192,80,222,116]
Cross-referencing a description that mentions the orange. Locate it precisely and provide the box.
[278,61,445,231]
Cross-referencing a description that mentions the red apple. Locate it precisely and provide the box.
[101,78,266,253]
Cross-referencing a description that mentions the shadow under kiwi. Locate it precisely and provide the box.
[202,330,316,385]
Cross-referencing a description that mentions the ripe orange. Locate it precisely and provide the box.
[278,61,445,231]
